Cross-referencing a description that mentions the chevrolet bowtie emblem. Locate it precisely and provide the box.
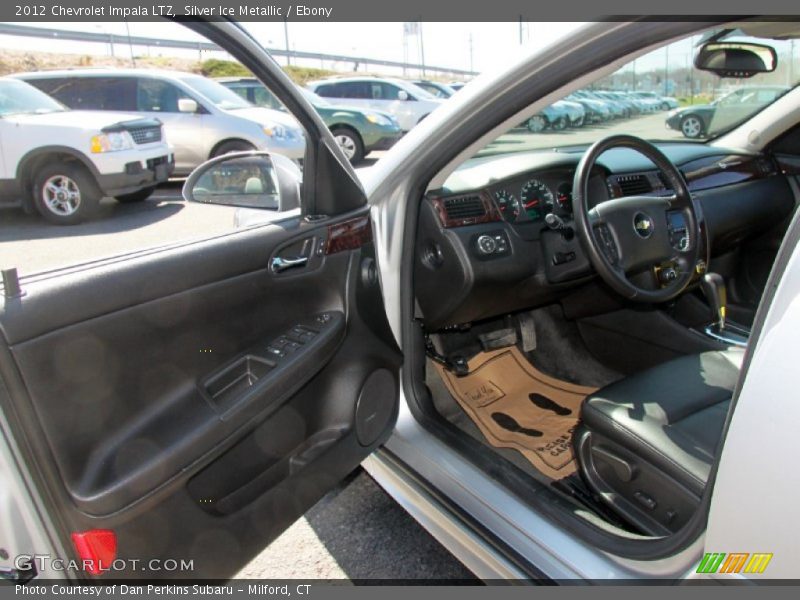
[633,212,654,238]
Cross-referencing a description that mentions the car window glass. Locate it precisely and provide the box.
[34,77,136,111]
[2,21,311,279]
[137,78,192,112]
[718,89,744,105]
[755,89,780,102]
[315,83,336,97]
[473,31,799,158]
[339,82,370,99]
[0,79,66,116]
[253,86,284,110]
[229,86,250,102]
[371,82,405,100]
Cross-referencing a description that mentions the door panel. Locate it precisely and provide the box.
[0,209,400,578]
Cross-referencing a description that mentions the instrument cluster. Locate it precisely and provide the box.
[491,175,574,224]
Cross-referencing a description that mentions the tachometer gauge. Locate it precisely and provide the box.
[494,190,520,222]
[520,179,554,221]
[556,181,573,213]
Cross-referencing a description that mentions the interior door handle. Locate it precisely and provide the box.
[271,255,309,273]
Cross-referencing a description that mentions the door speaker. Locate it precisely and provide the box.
[354,369,397,446]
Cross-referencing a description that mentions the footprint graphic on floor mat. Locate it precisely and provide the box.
[528,393,572,416]
[491,412,543,437]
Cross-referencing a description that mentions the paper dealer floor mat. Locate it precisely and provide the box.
[433,347,597,480]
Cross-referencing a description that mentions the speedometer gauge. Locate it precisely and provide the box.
[520,179,554,221]
[494,190,520,222]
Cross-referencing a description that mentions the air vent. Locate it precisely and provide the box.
[616,174,652,196]
[443,195,486,220]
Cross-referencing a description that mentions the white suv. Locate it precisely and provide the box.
[16,69,305,176]
[306,76,443,132]
[0,78,173,225]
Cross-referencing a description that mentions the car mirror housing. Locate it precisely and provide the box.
[182,151,301,211]
[397,90,410,101]
[695,41,777,78]
[178,98,199,113]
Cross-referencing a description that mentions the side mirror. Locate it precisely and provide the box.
[178,98,199,113]
[695,42,777,78]
[397,90,410,101]
[182,151,301,211]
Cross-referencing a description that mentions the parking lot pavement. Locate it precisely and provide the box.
[235,469,476,581]
[0,183,240,276]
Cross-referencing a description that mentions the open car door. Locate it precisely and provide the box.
[0,20,401,581]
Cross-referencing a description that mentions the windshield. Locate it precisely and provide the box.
[477,31,799,158]
[0,79,66,117]
[178,76,253,110]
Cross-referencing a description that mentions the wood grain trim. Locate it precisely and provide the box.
[429,191,502,228]
[325,215,373,255]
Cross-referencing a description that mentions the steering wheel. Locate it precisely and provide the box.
[572,135,702,303]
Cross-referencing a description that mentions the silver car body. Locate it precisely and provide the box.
[306,77,443,132]
[15,69,305,175]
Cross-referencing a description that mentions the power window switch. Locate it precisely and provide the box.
[266,345,285,358]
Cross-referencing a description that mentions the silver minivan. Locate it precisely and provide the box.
[16,69,305,176]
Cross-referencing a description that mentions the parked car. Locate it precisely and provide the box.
[666,84,790,138]
[583,90,629,117]
[0,77,173,225]
[565,92,612,122]
[594,91,644,119]
[411,80,456,98]
[16,69,305,176]
[633,90,680,110]
[307,76,443,132]
[525,99,586,132]
[218,77,402,163]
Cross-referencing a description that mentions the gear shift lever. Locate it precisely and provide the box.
[700,272,727,329]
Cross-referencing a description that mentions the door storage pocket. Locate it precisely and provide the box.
[204,355,274,412]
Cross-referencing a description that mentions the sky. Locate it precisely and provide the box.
[0,21,588,76]
[1,21,794,84]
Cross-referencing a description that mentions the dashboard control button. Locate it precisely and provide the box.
[476,235,498,255]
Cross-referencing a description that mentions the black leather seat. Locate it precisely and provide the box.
[574,349,743,534]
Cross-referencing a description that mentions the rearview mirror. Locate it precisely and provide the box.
[397,90,409,101]
[695,41,777,78]
[182,151,301,211]
[178,98,199,113]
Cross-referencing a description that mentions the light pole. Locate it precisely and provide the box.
[283,19,290,66]
[418,19,426,78]
[469,33,473,74]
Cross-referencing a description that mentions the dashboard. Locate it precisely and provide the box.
[414,144,796,330]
